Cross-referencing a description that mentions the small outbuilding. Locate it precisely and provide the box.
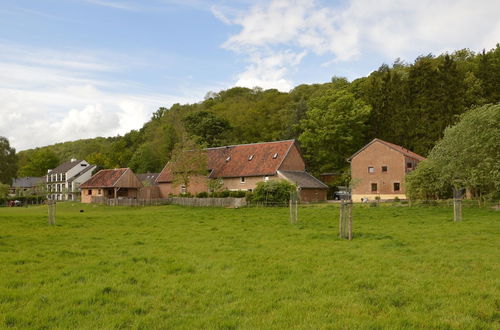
[80,168,143,203]
[278,170,328,203]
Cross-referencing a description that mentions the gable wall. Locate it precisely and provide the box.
[279,144,305,171]
[351,140,406,198]
[115,170,143,188]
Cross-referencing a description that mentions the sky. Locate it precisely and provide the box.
[1,0,499,151]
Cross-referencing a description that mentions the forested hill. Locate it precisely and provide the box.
[17,46,500,180]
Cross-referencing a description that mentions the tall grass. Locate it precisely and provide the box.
[0,203,498,328]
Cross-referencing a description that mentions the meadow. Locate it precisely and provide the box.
[0,203,498,329]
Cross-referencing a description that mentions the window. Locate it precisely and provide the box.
[88,190,92,195]
[368,166,375,173]
[394,182,400,191]
[181,185,186,194]
[248,155,254,161]
[273,153,278,159]
[371,183,377,192]
[264,176,269,182]
[98,189,102,194]
[62,174,66,181]
[240,177,245,183]
[407,162,413,169]
[225,156,231,162]
[382,166,388,172]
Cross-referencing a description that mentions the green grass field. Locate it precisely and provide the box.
[0,203,498,329]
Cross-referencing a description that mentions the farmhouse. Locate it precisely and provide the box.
[46,159,96,201]
[80,168,143,203]
[156,140,328,202]
[9,176,45,196]
[348,138,426,202]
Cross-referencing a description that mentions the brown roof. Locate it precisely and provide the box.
[278,171,328,189]
[157,140,296,183]
[80,168,128,188]
[348,139,426,162]
[137,173,159,185]
[48,160,83,174]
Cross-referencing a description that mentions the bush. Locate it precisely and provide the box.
[251,180,296,205]
[220,190,231,198]
[229,190,246,198]
[196,192,208,198]
[393,197,400,202]
[245,191,253,202]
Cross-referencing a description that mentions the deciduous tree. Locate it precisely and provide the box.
[0,136,17,184]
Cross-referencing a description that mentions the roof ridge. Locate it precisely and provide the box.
[205,139,295,150]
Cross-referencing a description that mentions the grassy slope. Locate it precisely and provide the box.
[0,204,498,329]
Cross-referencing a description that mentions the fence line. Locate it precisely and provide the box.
[90,196,246,208]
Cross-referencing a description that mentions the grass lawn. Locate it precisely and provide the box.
[0,203,499,329]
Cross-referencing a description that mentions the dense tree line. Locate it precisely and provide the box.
[406,103,500,202]
[13,45,500,186]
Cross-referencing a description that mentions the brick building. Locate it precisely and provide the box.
[348,139,425,202]
[156,140,328,203]
[80,168,143,203]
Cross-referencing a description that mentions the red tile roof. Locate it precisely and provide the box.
[157,140,296,183]
[80,168,128,188]
[348,138,426,161]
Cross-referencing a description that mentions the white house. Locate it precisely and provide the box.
[46,159,96,201]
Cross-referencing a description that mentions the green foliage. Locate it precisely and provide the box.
[0,183,9,198]
[169,138,208,192]
[207,178,224,195]
[0,137,17,185]
[406,160,452,200]
[18,148,58,177]
[183,111,232,147]
[427,103,500,200]
[251,180,296,205]
[196,191,208,198]
[229,190,246,198]
[299,87,370,173]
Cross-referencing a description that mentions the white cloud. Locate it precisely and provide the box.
[216,0,500,90]
[235,50,306,91]
[0,43,197,151]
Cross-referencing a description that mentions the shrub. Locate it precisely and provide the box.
[394,197,400,202]
[245,191,253,202]
[196,192,208,198]
[229,190,246,198]
[251,180,296,205]
[220,190,230,198]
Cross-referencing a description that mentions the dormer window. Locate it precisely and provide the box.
[248,155,254,161]
[226,156,231,162]
[273,153,278,159]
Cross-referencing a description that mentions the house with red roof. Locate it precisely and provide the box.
[80,168,143,203]
[156,140,328,202]
[348,138,426,202]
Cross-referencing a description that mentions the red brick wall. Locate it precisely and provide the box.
[351,141,407,196]
[158,175,208,197]
[299,188,327,203]
[279,144,305,171]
